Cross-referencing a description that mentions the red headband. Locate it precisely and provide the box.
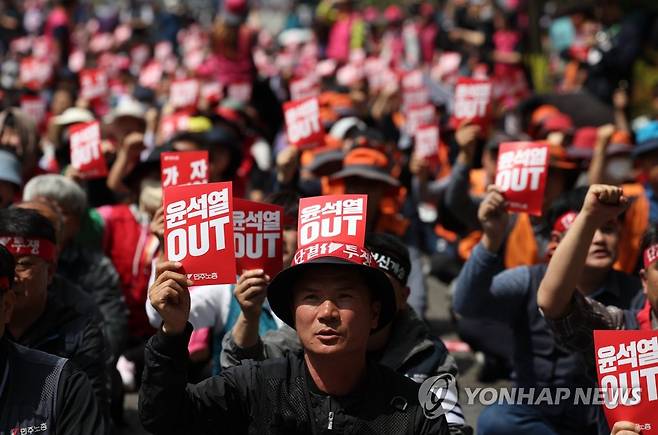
[292,242,376,268]
[643,244,658,269]
[553,211,578,234]
[0,236,56,262]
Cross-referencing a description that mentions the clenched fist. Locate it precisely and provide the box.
[581,184,628,228]
[234,269,270,322]
[149,261,193,335]
[478,185,509,252]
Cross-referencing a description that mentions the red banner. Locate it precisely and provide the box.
[298,195,367,248]
[233,198,283,278]
[406,104,436,135]
[161,151,209,187]
[495,142,549,216]
[402,87,430,113]
[80,69,108,101]
[290,75,320,101]
[594,330,658,434]
[20,95,46,127]
[163,182,236,286]
[139,61,163,90]
[159,111,191,141]
[169,79,200,111]
[452,77,493,130]
[19,57,52,90]
[69,121,108,179]
[284,97,325,150]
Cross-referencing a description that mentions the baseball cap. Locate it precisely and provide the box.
[330,147,399,187]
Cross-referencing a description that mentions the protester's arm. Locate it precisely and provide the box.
[56,362,109,435]
[613,87,630,133]
[442,124,483,232]
[537,185,628,319]
[106,132,145,195]
[140,261,251,433]
[221,324,302,368]
[587,124,615,185]
[231,269,270,349]
[452,186,527,323]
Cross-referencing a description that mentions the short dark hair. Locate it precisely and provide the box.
[0,208,56,244]
[266,191,300,226]
[0,244,14,293]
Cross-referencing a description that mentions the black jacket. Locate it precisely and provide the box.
[58,243,129,359]
[0,337,108,435]
[11,280,109,416]
[139,324,448,434]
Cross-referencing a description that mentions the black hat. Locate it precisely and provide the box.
[267,246,397,332]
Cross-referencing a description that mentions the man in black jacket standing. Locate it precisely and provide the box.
[0,243,107,434]
[142,237,448,433]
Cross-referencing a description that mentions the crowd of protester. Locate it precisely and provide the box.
[2,0,658,434]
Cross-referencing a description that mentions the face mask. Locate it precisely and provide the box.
[139,178,163,217]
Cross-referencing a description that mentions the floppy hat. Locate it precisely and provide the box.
[106,98,147,123]
[267,246,397,332]
[52,107,94,126]
[566,126,597,159]
[330,147,400,187]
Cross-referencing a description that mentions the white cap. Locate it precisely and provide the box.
[52,107,95,126]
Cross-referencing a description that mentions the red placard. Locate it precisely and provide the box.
[19,57,52,90]
[283,97,325,150]
[298,195,367,248]
[594,330,658,434]
[406,104,436,135]
[169,79,200,111]
[414,125,440,161]
[20,95,46,126]
[163,182,236,286]
[139,61,163,90]
[495,142,549,216]
[233,198,283,278]
[69,121,108,179]
[159,111,191,141]
[80,69,108,101]
[402,87,430,113]
[226,82,252,104]
[290,75,320,101]
[402,69,424,90]
[452,77,493,130]
[200,81,223,104]
[161,151,209,187]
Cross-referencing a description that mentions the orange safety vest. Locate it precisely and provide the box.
[504,212,540,268]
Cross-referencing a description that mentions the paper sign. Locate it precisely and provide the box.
[169,79,200,110]
[20,95,46,126]
[284,97,325,150]
[159,111,191,141]
[200,81,223,104]
[290,75,320,101]
[80,69,108,101]
[233,198,283,278]
[594,330,658,434]
[495,142,549,216]
[155,41,173,62]
[163,182,236,286]
[69,121,108,179]
[406,104,436,135]
[402,87,430,113]
[19,57,52,90]
[298,195,367,248]
[452,77,493,129]
[161,151,209,187]
[139,61,163,90]
[414,125,440,160]
[226,82,252,104]
[402,70,424,90]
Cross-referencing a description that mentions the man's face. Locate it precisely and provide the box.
[584,220,620,270]
[282,228,298,267]
[292,265,380,357]
[12,254,52,313]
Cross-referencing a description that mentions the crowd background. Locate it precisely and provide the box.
[3,0,658,433]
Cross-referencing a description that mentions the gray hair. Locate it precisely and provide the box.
[23,174,88,218]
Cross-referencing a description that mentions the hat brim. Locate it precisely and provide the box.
[306,150,344,177]
[330,166,400,187]
[632,139,658,159]
[267,257,397,332]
